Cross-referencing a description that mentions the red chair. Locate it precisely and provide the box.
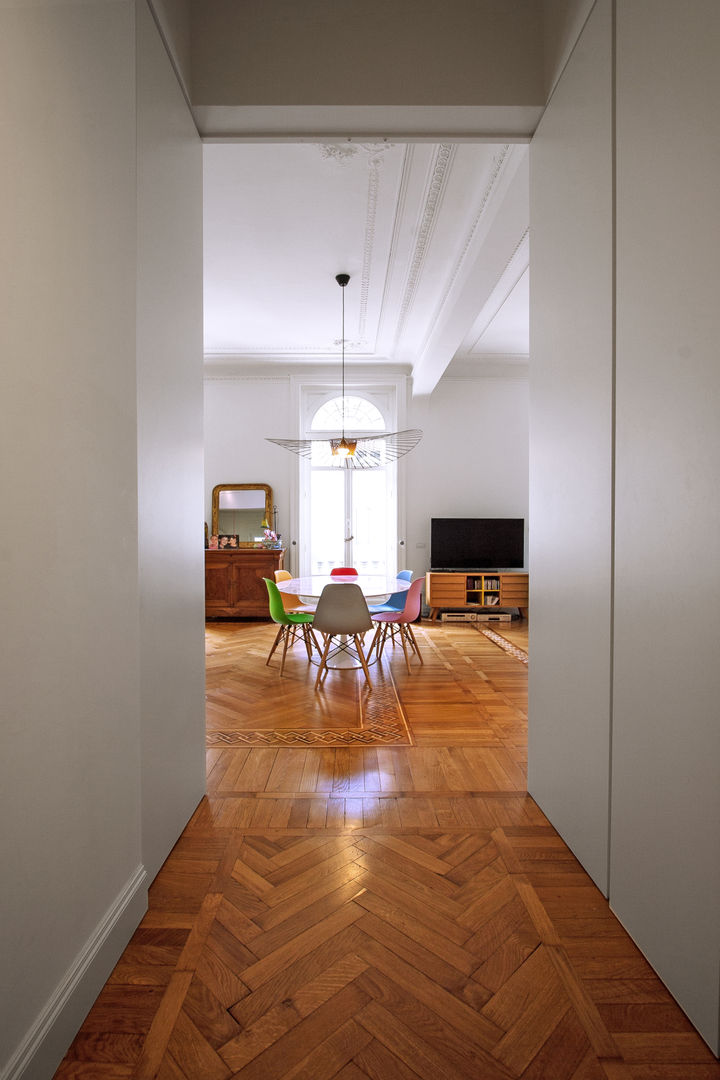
[370,578,424,674]
[330,567,358,576]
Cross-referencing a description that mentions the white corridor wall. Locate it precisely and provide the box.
[136,0,206,886]
[0,6,143,1077]
[529,0,720,1053]
[0,4,206,1077]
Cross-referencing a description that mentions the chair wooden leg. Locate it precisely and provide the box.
[405,623,423,664]
[397,623,412,673]
[279,623,293,675]
[301,623,314,660]
[315,634,332,689]
[353,634,372,689]
[266,625,285,665]
[374,623,388,662]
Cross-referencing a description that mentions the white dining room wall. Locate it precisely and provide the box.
[204,374,298,565]
[203,368,529,579]
[405,372,530,571]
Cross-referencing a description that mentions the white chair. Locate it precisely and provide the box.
[311,583,374,690]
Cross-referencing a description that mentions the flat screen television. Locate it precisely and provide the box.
[431,517,524,570]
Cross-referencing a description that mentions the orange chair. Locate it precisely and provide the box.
[274,569,315,613]
[330,567,358,576]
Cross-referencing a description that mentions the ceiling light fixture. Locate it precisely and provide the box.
[266,273,422,469]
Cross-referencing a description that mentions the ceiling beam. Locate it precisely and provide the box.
[411,147,529,396]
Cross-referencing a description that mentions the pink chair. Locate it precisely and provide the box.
[330,567,358,576]
[370,577,424,674]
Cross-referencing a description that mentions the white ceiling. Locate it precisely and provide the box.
[203,140,529,393]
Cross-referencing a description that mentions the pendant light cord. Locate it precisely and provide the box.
[335,272,350,439]
[341,281,345,437]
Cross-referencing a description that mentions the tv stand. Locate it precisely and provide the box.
[425,570,528,622]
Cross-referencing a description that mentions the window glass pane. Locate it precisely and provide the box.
[352,470,388,575]
[311,395,385,431]
[309,470,344,574]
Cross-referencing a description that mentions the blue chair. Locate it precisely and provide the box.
[368,569,413,614]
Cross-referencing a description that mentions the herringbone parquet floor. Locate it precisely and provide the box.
[54,620,720,1080]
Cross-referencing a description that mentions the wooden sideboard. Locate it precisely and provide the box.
[205,548,285,618]
[425,570,529,621]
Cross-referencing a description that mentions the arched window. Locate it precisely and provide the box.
[310,395,385,432]
[303,392,397,576]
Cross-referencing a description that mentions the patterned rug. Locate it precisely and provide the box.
[206,660,412,747]
[476,625,528,665]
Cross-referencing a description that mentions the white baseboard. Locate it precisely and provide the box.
[2,865,148,1080]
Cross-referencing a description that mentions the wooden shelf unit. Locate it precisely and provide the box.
[205,548,284,618]
[425,570,528,622]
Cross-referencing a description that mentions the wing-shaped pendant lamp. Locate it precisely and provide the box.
[266,274,422,469]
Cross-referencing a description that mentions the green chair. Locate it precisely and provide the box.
[263,577,318,676]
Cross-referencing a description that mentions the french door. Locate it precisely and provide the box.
[298,388,403,576]
[309,465,394,575]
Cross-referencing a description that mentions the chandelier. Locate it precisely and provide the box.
[266,274,422,469]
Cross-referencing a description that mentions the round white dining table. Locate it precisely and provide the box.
[275,574,411,604]
[275,574,411,669]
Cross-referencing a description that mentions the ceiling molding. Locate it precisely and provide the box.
[373,144,417,353]
[421,144,512,339]
[203,374,292,383]
[358,147,389,345]
[392,144,456,350]
[205,142,405,357]
[203,141,529,377]
[204,362,412,379]
[204,350,389,361]
[317,142,396,166]
[318,142,397,348]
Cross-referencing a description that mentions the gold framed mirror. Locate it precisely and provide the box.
[211,483,273,546]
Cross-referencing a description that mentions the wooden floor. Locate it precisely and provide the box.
[55,619,720,1079]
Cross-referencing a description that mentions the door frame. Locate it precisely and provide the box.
[289,372,411,577]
